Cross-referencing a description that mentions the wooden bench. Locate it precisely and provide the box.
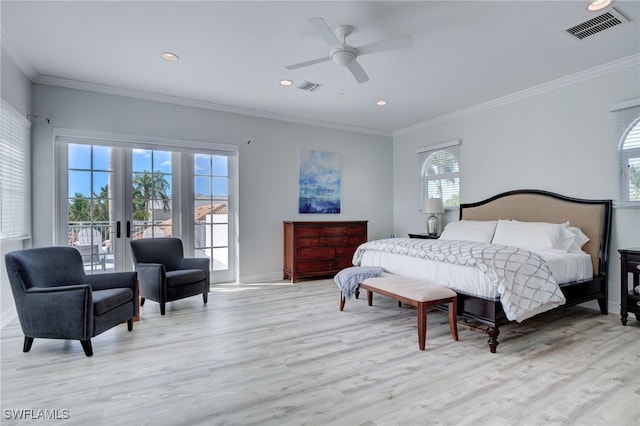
[343,274,458,351]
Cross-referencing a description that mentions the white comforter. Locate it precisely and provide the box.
[352,238,567,322]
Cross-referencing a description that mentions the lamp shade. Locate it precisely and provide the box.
[422,198,444,214]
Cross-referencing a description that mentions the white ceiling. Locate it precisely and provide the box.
[2,1,639,136]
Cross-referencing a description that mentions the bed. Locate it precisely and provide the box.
[353,189,612,353]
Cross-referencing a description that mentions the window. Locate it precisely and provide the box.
[418,140,461,208]
[0,100,31,240]
[615,103,640,206]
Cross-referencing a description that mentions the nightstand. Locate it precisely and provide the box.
[619,248,640,326]
[408,233,439,239]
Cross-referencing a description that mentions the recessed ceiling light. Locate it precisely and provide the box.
[376,100,387,106]
[280,79,293,86]
[587,0,613,12]
[161,52,179,61]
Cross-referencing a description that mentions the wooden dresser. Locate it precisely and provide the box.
[283,221,368,283]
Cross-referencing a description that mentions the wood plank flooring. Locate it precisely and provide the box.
[1,279,639,426]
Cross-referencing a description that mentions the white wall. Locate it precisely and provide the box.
[0,47,32,326]
[30,84,394,282]
[393,63,640,311]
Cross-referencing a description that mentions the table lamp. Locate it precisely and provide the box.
[422,198,444,236]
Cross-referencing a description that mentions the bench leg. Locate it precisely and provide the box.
[448,299,459,341]
[339,292,346,311]
[366,290,373,306]
[417,302,427,351]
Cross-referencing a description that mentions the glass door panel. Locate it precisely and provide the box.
[67,144,114,273]
[131,149,173,239]
[194,154,230,273]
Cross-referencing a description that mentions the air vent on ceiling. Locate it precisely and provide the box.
[564,8,629,40]
[297,81,322,92]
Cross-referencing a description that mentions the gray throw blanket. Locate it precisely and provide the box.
[334,266,383,298]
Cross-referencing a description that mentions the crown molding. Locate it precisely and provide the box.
[32,75,392,138]
[394,53,640,137]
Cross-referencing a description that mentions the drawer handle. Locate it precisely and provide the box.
[636,265,640,270]
[637,301,640,307]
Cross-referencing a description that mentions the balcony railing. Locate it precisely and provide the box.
[68,220,226,273]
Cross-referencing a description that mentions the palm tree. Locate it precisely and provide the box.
[92,185,110,222]
[68,193,90,221]
[132,171,171,220]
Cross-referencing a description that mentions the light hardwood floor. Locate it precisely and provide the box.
[1,279,639,426]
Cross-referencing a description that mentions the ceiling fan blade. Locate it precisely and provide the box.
[285,56,331,70]
[356,36,412,56]
[309,17,342,46]
[346,60,369,84]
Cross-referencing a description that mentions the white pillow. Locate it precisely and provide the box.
[439,220,498,243]
[567,226,590,252]
[491,220,575,252]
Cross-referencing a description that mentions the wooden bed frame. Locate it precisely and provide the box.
[458,189,612,353]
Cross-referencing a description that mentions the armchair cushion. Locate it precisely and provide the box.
[166,269,206,288]
[92,288,134,316]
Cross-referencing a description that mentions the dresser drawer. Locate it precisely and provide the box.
[349,225,366,236]
[320,226,349,237]
[296,227,321,238]
[627,260,640,273]
[349,236,366,245]
[336,258,354,270]
[298,247,335,260]
[296,238,320,248]
[297,260,336,273]
[321,236,349,247]
[335,246,358,258]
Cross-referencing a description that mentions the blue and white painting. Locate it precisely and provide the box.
[299,149,341,214]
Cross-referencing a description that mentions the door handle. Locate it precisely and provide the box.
[116,221,121,239]
[126,221,131,238]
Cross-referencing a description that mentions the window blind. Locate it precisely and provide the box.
[614,104,640,206]
[417,140,461,208]
[0,100,31,240]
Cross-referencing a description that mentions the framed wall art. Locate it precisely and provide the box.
[298,149,341,214]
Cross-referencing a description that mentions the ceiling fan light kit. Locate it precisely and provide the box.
[330,46,357,66]
[285,17,412,84]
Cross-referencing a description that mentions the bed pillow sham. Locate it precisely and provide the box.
[567,226,590,252]
[491,219,575,251]
[439,220,498,243]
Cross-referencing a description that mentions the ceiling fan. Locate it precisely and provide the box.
[285,17,412,84]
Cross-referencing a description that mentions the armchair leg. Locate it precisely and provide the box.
[80,340,93,357]
[23,336,34,353]
[127,319,133,331]
[140,297,146,306]
[203,292,208,304]
[160,302,166,315]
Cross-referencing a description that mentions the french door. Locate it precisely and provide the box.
[56,134,236,283]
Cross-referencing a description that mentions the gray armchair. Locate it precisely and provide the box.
[5,247,138,357]
[130,238,210,315]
